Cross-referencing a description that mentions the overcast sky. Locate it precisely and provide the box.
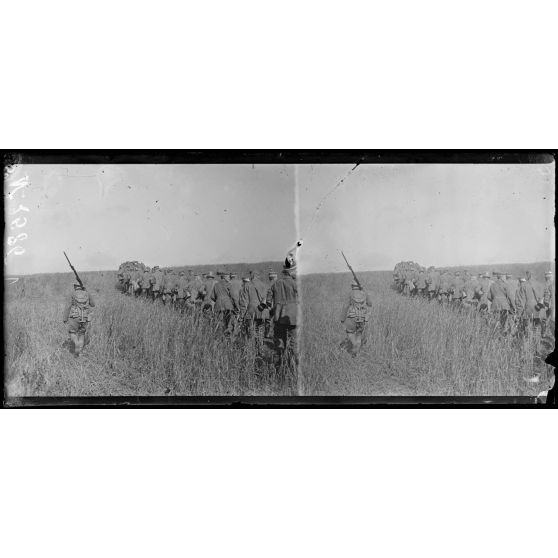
[297,163,555,274]
[5,164,296,275]
[5,162,555,276]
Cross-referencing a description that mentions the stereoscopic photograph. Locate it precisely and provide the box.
[3,153,556,404]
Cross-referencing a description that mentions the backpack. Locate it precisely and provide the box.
[348,290,368,322]
[70,290,90,322]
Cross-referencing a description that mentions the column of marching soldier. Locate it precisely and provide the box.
[113,261,299,367]
[392,262,555,339]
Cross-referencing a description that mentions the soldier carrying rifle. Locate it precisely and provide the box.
[62,252,96,357]
[340,251,372,357]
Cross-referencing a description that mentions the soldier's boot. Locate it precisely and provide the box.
[74,333,85,356]
[69,333,78,355]
[347,332,357,356]
[353,333,362,357]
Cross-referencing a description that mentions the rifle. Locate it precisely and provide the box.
[340,250,362,290]
[63,251,84,289]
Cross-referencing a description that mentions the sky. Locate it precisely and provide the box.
[5,164,296,275]
[297,163,555,274]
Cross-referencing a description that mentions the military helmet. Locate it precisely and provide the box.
[351,280,361,289]
[206,271,215,279]
[179,271,185,276]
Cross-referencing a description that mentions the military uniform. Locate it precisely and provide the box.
[186,275,204,311]
[210,275,234,334]
[265,272,278,338]
[427,268,440,300]
[140,268,152,297]
[63,285,96,356]
[175,272,190,310]
[239,272,270,350]
[266,266,299,367]
[341,281,372,357]
[488,274,515,330]
[439,271,451,304]
[478,274,492,313]
[516,276,542,336]
[151,267,164,300]
[416,269,427,297]
[202,272,217,312]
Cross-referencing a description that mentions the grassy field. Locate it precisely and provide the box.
[6,261,554,399]
[5,263,297,398]
[300,263,555,396]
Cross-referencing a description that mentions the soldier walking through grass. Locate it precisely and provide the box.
[515,271,543,338]
[265,270,278,338]
[239,270,270,352]
[63,283,96,357]
[488,271,516,332]
[266,259,299,370]
[340,279,373,357]
[211,272,235,335]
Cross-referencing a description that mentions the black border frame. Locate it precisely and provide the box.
[3,149,556,408]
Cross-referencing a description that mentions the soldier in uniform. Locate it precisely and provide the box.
[426,267,440,301]
[239,270,270,352]
[202,271,217,313]
[175,271,190,311]
[210,272,234,334]
[438,270,451,304]
[478,272,492,314]
[463,274,480,310]
[63,283,96,357]
[340,279,373,357]
[140,266,152,298]
[451,271,466,308]
[161,269,174,305]
[416,267,427,298]
[186,273,204,312]
[266,258,299,369]
[229,271,242,318]
[151,266,164,301]
[265,271,278,338]
[488,272,515,331]
[516,271,543,338]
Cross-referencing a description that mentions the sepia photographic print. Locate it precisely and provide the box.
[3,151,556,406]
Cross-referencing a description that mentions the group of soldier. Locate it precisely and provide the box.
[392,262,555,338]
[116,257,299,368]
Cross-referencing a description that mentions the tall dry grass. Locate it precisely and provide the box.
[5,271,297,397]
[301,270,554,396]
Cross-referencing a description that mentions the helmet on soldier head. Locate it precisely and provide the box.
[206,271,215,279]
[519,277,526,283]
[351,280,361,289]
[73,283,83,290]
[242,276,250,282]
[179,271,185,276]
